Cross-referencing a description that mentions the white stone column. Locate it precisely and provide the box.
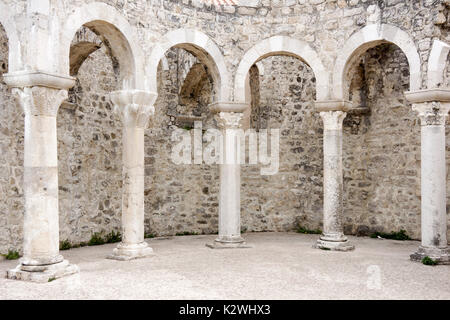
[406,97,449,263]
[207,102,250,249]
[3,71,79,282]
[108,90,157,260]
[315,103,354,251]
[405,89,450,264]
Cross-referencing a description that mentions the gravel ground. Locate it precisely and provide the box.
[1,232,449,300]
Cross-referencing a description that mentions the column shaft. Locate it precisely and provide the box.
[6,86,79,282]
[121,126,145,245]
[420,124,447,248]
[218,138,241,242]
[322,125,345,241]
[108,89,156,261]
[316,111,354,251]
[22,113,62,265]
[410,101,449,264]
[207,111,249,248]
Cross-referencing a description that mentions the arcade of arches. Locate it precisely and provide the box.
[0,0,449,282]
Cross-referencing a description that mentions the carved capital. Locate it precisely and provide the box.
[412,102,450,126]
[215,112,244,129]
[12,87,68,117]
[320,111,347,131]
[110,90,158,128]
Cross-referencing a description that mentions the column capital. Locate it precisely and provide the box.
[405,89,450,126]
[4,70,75,117]
[12,86,68,117]
[215,111,244,129]
[411,101,450,126]
[110,90,158,128]
[315,100,352,112]
[319,110,347,131]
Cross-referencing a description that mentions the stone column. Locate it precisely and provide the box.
[108,90,157,260]
[405,89,450,264]
[207,102,250,249]
[315,101,354,251]
[3,71,79,282]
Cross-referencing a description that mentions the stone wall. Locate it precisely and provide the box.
[0,24,24,253]
[144,48,220,237]
[57,31,122,244]
[242,55,322,233]
[0,0,449,253]
[344,44,423,238]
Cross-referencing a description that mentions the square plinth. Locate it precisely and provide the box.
[314,239,355,252]
[410,246,450,265]
[106,246,154,261]
[6,260,79,283]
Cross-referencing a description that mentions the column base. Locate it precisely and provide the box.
[314,239,355,252]
[6,260,79,283]
[410,246,450,264]
[107,242,154,261]
[206,237,251,249]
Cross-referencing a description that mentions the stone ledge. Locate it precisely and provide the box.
[175,114,205,127]
[315,100,353,112]
[347,106,370,115]
[404,88,450,103]
[3,70,76,90]
[60,101,77,111]
[209,101,249,113]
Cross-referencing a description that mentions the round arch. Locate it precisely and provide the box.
[234,35,329,102]
[333,24,421,100]
[146,28,231,101]
[59,2,145,90]
[0,2,20,72]
[427,40,450,89]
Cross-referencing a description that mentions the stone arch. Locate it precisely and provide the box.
[147,28,230,101]
[69,26,103,76]
[427,40,450,89]
[0,2,20,72]
[333,24,421,100]
[59,2,145,89]
[234,35,329,102]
